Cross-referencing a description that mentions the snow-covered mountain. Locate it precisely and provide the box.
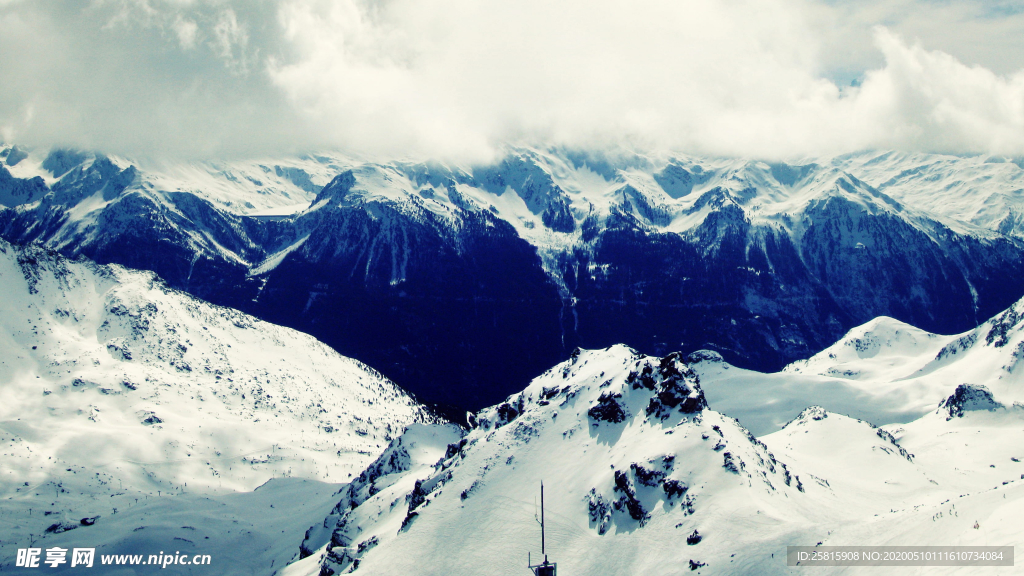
[691,289,1024,436]
[0,238,439,573]
[3,144,1024,410]
[828,152,1024,238]
[297,345,816,576]
[286,322,1024,575]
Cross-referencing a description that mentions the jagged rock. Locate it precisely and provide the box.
[494,401,522,428]
[45,521,78,534]
[685,350,724,364]
[938,384,1002,419]
[662,479,688,500]
[640,355,707,420]
[631,463,666,487]
[587,489,613,535]
[588,392,628,424]
[140,412,163,426]
[782,406,828,428]
[722,452,742,474]
[985,304,1023,348]
[875,429,915,462]
[356,536,379,554]
[612,470,650,525]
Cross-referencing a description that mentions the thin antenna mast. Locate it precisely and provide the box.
[541,481,546,560]
[528,480,556,576]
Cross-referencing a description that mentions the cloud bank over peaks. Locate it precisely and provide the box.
[0,0,1023,161]
[859,28,1024,155]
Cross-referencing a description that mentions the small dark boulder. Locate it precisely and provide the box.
[356,536,379,554]
[588,393,628,424]
[631,463,666,487]
[45,521,78,534]
[662,479,688,499]
[141,414,163,426]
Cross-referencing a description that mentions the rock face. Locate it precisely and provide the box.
[3,145,29,167]
[939,384,1003,419]
[4,146,1024,409]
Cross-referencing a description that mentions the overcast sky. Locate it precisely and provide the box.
[1,0,1023,161]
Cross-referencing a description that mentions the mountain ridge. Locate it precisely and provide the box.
[4,144,1024,409]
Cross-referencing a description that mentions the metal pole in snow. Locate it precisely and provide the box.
[541,481,546,561]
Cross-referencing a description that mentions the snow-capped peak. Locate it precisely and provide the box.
[298,345,806,575]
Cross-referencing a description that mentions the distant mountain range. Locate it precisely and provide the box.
[3,144,1024,409]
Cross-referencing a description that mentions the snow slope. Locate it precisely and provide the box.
[761,406,1024,576]
[695,295,1024,437]
[286,296,1024,576]
[0,477,348,575]
[0,237,438,573]
[302,345,819,576]
[781,301,1024,415]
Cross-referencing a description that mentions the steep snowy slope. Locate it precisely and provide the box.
[783,316,946,381]
[282,348,1024,576]
[0,478,352,575]
[296,345,824,576]
[0,237,439,572]
[0,238,435,492]
[4,144,1024,411]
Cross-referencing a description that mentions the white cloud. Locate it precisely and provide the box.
[266,0,1024,159]
[172,15,198,49]
[210,8,249,71]
[856,28,1024,154]
[1,0,1023,160]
